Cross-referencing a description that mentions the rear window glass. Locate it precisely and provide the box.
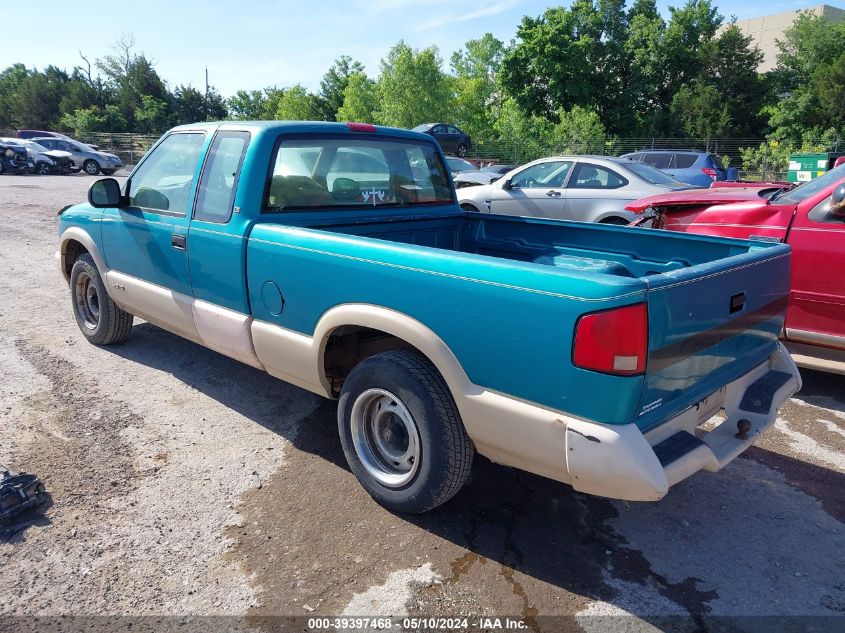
[709,154,725,170]
[642,153,672,169]
[673,153,698,169]
[264,137,454,211]
[621,162,685,186]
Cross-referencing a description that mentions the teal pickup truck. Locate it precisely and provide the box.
[58,122,801,513]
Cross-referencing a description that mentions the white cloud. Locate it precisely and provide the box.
[414,0,520,31]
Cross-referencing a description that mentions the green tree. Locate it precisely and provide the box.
[670,80,730,137]
[705,24,765,136]
[451,33,504,140]
[319,55,365,121]
[376,42,452,128]
[549,105,607,153]
[336,72,379,123]
[624,0,668,133]
[172,85,228,124]
[135,95,172,133]
[274,84,323,121]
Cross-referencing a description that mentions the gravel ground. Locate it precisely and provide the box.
[0,174,843,632]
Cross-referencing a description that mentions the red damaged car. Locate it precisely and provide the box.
[627,166,845,375]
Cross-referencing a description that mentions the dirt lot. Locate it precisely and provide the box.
[0,174,843,632]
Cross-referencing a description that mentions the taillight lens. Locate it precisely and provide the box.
[702,167,718,180]
[573,303,648,376]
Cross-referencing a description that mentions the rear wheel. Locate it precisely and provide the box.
[456,143,468,157]
[70,254,133,345]
[338,350,474,513]
[82,160,100,176]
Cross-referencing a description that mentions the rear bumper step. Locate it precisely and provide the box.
[653,431,704,467]
[564,342,802,501]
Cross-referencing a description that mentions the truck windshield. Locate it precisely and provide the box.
[775,162,845,205]
[264,137,454,212]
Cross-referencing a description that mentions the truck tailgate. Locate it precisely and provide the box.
[636,244,791,430]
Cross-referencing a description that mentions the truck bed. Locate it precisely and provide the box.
[248,210,790,430]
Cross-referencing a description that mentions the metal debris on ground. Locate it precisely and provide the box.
[0,467,47,530]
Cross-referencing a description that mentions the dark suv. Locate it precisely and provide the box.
[621,150,728,187]
[411,123,471,157]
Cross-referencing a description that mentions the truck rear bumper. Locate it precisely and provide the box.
[563,342,801,501]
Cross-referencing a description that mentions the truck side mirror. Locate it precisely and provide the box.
[831,182,845,216]
[88,178,122,208]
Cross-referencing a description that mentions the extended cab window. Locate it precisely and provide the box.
[194,131,250,223]
[128,133,205,214]
[264,137,453,211]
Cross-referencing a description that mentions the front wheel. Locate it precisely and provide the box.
[338,350,474,513]
[70,254,133,345]
[82,160,100,176]
[456,143,468,157]
[36,162,51,175]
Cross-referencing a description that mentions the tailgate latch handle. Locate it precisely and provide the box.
[730,292,746,314]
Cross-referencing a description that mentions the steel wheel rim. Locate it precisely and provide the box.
[37,163,50,175]
[74,272,100,330]
[350,388,421,488]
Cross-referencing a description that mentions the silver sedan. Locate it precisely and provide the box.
[457,155,695,224]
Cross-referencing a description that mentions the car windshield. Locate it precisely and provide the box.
[264,137,454,211]
[775,163,845,204]
[447,158,475,172]
[620,161,686,186]
[411,124,433,132]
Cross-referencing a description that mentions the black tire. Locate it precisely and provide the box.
[456,143,468,157]
[82,160,100,176]
[70,254,133,345]
[101,169,115,176]
[461,203,481,212]
[36,162,51,175]
[337,350,474,513]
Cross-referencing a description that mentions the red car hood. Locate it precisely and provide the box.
[625,185,782,214]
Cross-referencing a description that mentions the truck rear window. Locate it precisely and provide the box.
[263,137,454,212]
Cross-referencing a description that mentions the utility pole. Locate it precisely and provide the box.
[205,66,209,97]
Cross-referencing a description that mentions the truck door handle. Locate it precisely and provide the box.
[171,234,187,250]
[546,190,561,197]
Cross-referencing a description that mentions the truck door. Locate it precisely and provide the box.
[785,194,845,348]
[488,160,571,218]
[186,130,261,367]
[100,131,208,338]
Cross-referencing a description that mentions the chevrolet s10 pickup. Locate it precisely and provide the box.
[58,122,801,513]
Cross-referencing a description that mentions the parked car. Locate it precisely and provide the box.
[622,150,731,187]
[1,138,77,174]
[411,123,471,157]
[16,129,101,150]
[626,165,845,375]
[459,155,694,224]
[32,137,122,175]
[58,120,799,513]
[453,164,516,188]
[0,140,34,174]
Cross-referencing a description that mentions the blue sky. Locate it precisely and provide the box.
[0,0,834,96]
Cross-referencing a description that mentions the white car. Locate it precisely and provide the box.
[458,155,694,224]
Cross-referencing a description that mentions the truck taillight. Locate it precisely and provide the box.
[702,167,718,180]
[573,303,648,376]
